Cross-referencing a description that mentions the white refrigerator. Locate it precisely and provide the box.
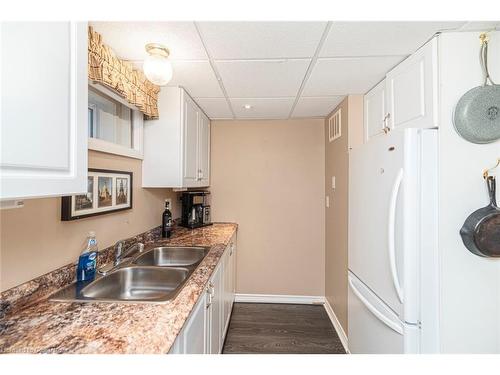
[348,128,439,354]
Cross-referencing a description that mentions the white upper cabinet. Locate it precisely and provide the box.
[143,86,210,188]
[364,79,387,142]
[198,111,210,187]
[183,94,200,185]
[0,22,88,200]
[385,38,438,130]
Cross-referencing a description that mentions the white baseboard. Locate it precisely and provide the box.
[234,293,349,353]
[235,293,324,305]
[323,298,349,353]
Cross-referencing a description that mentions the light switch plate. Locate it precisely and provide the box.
[332,176,336,189]
[326,195,330,208]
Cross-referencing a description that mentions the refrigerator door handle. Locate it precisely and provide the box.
[349,277,404,335]
[388,168,404,303]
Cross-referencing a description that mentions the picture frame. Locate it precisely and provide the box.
[61,169,133,221]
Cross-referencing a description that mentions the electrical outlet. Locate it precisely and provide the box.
[326,195,330,208]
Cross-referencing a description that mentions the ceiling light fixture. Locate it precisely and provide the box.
[243,104,253,109]
[143,43,173,86]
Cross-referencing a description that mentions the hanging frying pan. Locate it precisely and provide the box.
[460,175,500,257]
[453,33,500,144]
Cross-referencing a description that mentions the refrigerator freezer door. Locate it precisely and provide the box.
[348,272,420,354]
[349,129,408,317]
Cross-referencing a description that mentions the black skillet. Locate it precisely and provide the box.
[460,176,500,257]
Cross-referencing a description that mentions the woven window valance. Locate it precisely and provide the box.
[88,26,160,119]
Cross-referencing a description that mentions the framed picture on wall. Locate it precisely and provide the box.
[61,169,133,221]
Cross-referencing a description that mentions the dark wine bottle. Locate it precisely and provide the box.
[162,200,173,238]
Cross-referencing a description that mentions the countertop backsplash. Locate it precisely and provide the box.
[0,223,237,354]
[0,225,163,319]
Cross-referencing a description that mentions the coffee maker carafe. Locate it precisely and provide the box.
[180,191,212,229]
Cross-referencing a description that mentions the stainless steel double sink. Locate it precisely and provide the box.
[50,246,210,304]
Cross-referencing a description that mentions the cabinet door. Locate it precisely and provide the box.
[182,290,208,354]
[223,239,236,336]
[222,248,231,335]
[209,264,223,354]
[183,94,199,186]
[231,239,237,306]
[0,22,88,200]
[169,335,182,354]
[386,38,437,130]
[364,80,386,142]
[198,112,210,187]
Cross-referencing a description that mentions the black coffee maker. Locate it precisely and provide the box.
[180,191,212,229]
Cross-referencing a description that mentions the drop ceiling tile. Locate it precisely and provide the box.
[230,98,295,119]
[165,60,222,98]
[195,98,233,119]
[292,96,345,118]
[303,56,403,96]
[89,22,207,60]
[320,22,467,57]
[458,21,500,31]
[216,59,310,98]
[197,22,327,59]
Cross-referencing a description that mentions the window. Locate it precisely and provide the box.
[87,84,144,159]
[88,87,133,148]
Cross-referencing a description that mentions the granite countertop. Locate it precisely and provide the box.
[0,223,237,354]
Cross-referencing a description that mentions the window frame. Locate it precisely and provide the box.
[87,81,144,160]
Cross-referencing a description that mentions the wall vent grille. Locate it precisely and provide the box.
[328,108,342,142]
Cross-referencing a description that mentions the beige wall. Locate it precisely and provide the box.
[210,119,325,296]
[0,150,179,291]
[324,95,363,333]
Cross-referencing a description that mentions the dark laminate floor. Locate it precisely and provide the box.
[222,303,346,354]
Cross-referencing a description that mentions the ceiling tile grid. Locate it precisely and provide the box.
[230,98,296,119]
[196,21,328,59]
[195,98,233,119]
[90,21,208,61]
[302,56,404,96]
[167,60,223,98]
[319,21,467,57]
[215,59,311,98]
[89,21,475,120]
[292,96,345,118]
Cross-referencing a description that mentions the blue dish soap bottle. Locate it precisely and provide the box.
[77,231,98,282]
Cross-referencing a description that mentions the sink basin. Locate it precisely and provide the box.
[80,266,189,302]
[50,246,211,304]
[133,246,209,267]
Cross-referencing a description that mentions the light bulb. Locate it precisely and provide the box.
[143,44,173,86]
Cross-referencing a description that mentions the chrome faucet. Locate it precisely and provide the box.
[98,241,144,275]
[114,241,144,266]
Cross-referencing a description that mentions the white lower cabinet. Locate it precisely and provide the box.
[208,262,223,354]
[180,291,208,354]
[223,239,236,336]
[170,236,237,354]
